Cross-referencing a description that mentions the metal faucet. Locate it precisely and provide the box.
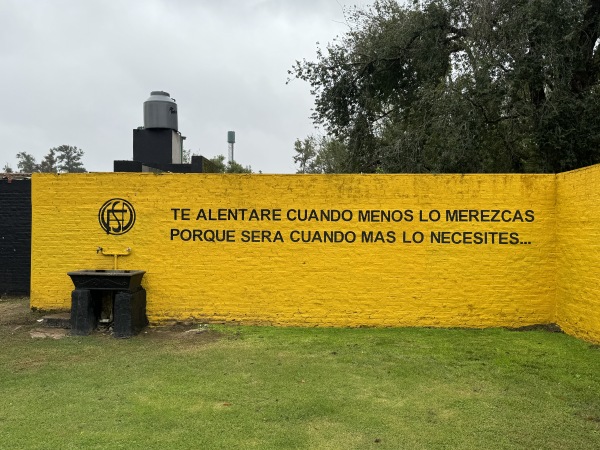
[97,247,131,270]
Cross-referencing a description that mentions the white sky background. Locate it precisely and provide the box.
[0,0,378,173]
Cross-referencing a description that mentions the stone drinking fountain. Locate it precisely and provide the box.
[67,247,147,338]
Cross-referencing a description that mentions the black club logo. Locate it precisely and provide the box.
[98,198,136,235]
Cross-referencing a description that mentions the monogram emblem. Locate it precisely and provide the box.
[98,198,136,235]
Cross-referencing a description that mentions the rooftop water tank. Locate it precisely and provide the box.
[143,91,178,130]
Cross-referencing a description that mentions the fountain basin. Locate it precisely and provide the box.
[67,270,146,291]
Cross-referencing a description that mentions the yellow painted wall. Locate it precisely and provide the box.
[556,165,600,342]
[31,172,556,328]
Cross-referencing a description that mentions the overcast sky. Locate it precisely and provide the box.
[0,0,378,174]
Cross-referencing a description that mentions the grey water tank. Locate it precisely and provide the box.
[143,91,178,130]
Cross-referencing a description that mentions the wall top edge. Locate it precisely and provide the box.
[30,172,561,178]
[26,162,600,178]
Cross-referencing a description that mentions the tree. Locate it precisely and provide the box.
[208,155,253,173]
[54,145,86,173]
[293,136,348,173]
[2,163,13,173]
[293,137,318,173]
[16,152,38,173]
[227,160,253,173]
[182,148,191,164]
[209,155,227,172]
[13,146,86,173]
[314,137,348,173]
[38,149,58,173]
[292,0,600,174]
[182,148,201,164]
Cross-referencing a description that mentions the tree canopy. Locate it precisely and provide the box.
[208,155,253,173]
[16,152,38,173]
[54,145,86,173]
[292,0,600,173]
[293,136,349,173]
[15,145,86,173]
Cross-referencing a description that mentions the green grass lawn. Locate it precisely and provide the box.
[1,297,599,449]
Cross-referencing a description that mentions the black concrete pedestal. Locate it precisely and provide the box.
[70,289,96,336]
[113,287,148,338]
[70,287,147,338]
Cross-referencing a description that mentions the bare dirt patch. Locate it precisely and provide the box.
[0,296,45,326]
[29,328,69,339]
[1,297,225,344]
[1,297,63,340]
[137,325,225,345]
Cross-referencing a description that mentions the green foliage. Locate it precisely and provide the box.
[16,152,38,173]
[293,137,318,173]
[2,163,13,173]
[209,154,253,173]
[317,137,349,173]
[209,154,227,172]
[182,148,201,164]
[182,148,192,164]
[14,146,86,173]
[37,149,57,173]
[54,145,86,173]
[227,160,252,173]
[292,0,600,173]
[293,136,349,173]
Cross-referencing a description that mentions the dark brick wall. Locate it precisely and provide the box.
[0,178,31,295]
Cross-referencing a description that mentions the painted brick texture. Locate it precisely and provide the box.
[0,178,31,295]
[31,173,556,329]
[556,165,600,343]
